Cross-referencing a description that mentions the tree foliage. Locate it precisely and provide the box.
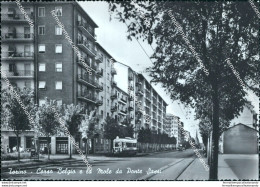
[109,1,259,179]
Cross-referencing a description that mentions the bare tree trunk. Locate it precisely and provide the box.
[16,134,20,162]
[48,138,50,160]
[209,83,220,180]
[69,138,72,159]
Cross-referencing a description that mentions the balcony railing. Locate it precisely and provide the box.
[77,21,96,40]
[120,109,127,115]
[1,52,34,59]
[128,75,133,81]
[96,69,103,77]
[2,33,34,40]
[95,84,103,92]
[2,70,34,77]
[96,100,103,106]
[111,106,117,112]
[77,74,96,88]
[77,39,96,56]
[1,13,34,21]
[111,67,117,75]
[77,92,97,103]
[111,80,117,87]
[111,93,117,100]
[95,54,103,63]
[129,105,134,111]
[120,96,127,103]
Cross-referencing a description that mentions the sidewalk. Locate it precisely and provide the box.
[177,154,258,180]
[1,154,108,169]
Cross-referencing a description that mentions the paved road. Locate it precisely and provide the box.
[2,149,196,180]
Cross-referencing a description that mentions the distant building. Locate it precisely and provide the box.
[194,130,200,147]
[219,102,259,154]
[184,130,191,142]
[114,62,167,137]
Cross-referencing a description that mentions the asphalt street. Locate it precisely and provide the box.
[1,149,197,180]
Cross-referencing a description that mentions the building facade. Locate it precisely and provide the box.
[114,62,168,138]
[1,2,116,154]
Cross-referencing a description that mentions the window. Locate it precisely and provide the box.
[101,110,103,116]
[55,25,62,35]
[55,7,62,16]
[107,59,110,66]
[39,63,46,72]
[101,96,103,101]
[56,99,62,106]
[39,99,46,106]
[38,7,45,17]
[38,26,45,35]
[107,99,109,106]
[55,44,62,53]
[39,81,46,89]
[107,86,109,92]
[55,62,62,72]
[107,73,110,80]
[38,44,45,53]
[9,64,15,72]
[55,81,62,90]
[25,81,31,88]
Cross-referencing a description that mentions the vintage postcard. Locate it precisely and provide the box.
[1,0,259,184]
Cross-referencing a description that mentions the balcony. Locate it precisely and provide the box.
[1,52,34,61]
[1,13,34,23]
[77,39,96,57]
[1,33,34,42]
[129,105,134,111]
[111,80,117,87]
[111,106,117,112]
[77,92,97,104]
[1,70,34,79]
[111,67,117,75]
[144,103,150,109]
[95,84,103,92]
[77,21,96,41]
[96,69,103,77]
[120,96,127,104]
[136,81,142,86]
[128,75,133,81]
[77,74,96,88]
[111,93,117,100]
[136,89,144,96]
[95,54,103,63]
[96,100,103,106]
[119,109,127,115]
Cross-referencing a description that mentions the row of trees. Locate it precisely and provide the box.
[138,127,176,145]
[1,87,97,161]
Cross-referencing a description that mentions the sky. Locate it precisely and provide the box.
[78,1,259,141]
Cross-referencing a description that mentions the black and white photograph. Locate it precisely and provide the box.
[0,0,259,184]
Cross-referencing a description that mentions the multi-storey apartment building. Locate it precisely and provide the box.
[111,86,129,125]
[114,62,168,138]
[1,2,116,154]
[165,114,180,146]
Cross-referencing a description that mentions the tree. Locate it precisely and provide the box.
[36,100,60,160]
[120,116,134,138]
[80,110,97,156]
[63,104,84,159]
[1,88,35,162]
[109,1,259,179]
[104,117,120,150]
